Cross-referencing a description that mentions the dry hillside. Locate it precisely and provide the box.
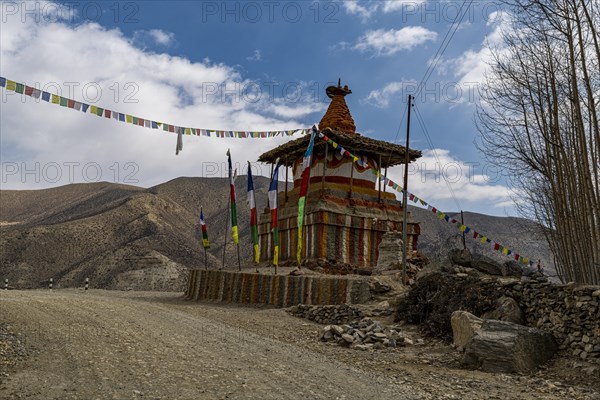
[0,178,554,289]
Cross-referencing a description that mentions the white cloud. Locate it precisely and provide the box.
[443,10,510,97]
[266,100,327,119]
[0,2,315,190]
[341,1,427,20]
[133,29,175,47]
[246,49,262,62]
[353,27,437,56]
[382,0,426,13]
[363,81,415,108]
[385,149,514,212]
[341,1,378,21]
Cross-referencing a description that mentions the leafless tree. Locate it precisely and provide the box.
[476,0,600,284]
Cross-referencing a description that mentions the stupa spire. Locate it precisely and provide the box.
[318,79,356,134]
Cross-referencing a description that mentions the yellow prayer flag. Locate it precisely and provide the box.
[51,94,60,104]
[460,225,467,232]
[90,105,97,114]
[480,236,487,244]
[6,80,16,91]
[126,115,133,123]
[502,247,509,255]
[185,128,191,135]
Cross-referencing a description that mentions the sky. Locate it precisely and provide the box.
[0,0,517,216]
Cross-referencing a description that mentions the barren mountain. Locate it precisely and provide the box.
[0,178,554,289]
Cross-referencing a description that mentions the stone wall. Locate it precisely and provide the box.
[500,280,600,360]
[185,269,371,307]
[435,275,600,360]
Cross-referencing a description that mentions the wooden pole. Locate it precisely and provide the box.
[377,154,382,202]
[348,148,354,199]
[221,191,230,270]
[461,210,466,250]
[204,247,208,270]
[285,156,289,204]
[402,94,413,285]
[236,243,241,271]
[321,142,328,196]
[383,166,388,193]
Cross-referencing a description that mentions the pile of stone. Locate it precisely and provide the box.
[288,304,364,325]
[320,318,422,350]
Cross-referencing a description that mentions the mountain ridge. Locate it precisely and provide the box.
[0,178,554,289]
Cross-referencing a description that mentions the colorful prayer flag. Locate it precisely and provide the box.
[269,160,281,266]
[226,149,239,245]
[247,162,259,264]
[297,126,317,264]
[200,207,210,249]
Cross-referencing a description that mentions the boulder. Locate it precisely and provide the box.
[451,311,483,349]
[449,249,504,276]
[464,320,557,373]
[481,296,525,325]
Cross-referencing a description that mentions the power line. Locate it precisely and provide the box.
[414,0,475,99]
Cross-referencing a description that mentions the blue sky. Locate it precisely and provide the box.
[0,0,516,216]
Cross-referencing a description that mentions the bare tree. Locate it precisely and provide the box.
[476,0,600,284]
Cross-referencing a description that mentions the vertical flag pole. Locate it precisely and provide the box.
[221,186,230,270]
[377,154,382,202]
[200,206,211,270]
[269,158,281,275]
[284,156,289,204]
[402,94,413,285]
[236,242,241,271]
[248,162,260,273]
[461,210,466,250]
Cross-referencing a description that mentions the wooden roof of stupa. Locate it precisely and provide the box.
[258,81,421,167]
[258,128,421,167]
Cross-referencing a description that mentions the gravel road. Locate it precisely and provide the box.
[1,290,598,400]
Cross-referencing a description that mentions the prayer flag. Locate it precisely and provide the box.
[297,126,317,264]
[227,149,239,245]
[247,162,259,264]
[200,207,210,249]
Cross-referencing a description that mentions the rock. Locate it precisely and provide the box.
[464,319,557,373]
[341,333,355,344]
[451,311,483,349]
[374,231,403,273]
[331,325,344,336]
[369,279,392,294]
[448,249,504,276]
[481,296,525,325]
[376,300,390,310]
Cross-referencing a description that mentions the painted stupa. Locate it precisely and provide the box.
[257,81,421,268]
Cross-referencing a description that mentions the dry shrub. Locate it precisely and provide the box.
[396,272,501,341]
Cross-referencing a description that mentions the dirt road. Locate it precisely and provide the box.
[1,290,598,400]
